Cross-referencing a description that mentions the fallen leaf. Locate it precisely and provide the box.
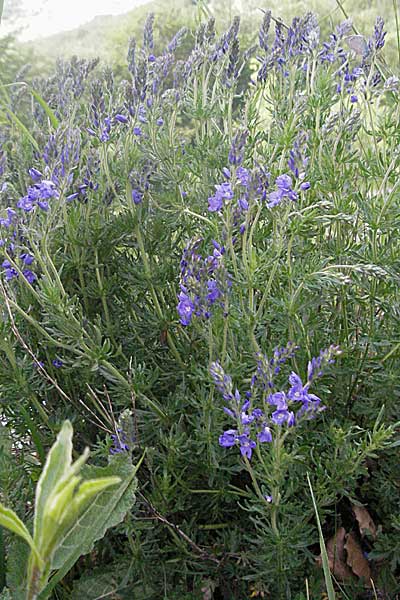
[352,504,377,540]
[317,526,354,581]
[345,531,371,586]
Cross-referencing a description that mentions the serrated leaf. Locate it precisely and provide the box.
[33,421,74,551]
[40,454,138,597]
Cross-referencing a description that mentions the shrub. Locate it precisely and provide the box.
[0,8,399,599]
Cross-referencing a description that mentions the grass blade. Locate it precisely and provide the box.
[307,473,336,600]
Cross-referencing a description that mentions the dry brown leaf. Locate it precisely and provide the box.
[317,526,354,581]
[345,531,372,586]
[352,504,377,540]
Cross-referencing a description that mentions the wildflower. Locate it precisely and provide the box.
[237,432,256,459]
[17,180,58,213]
[132,189,143,205]
[258,425,272,443]
[28,168,43,181]
[52,359,63,368]
[259,10,271,52]
[267,174,300,208]
[208,182,234,212]
[23,270,37,284]
[228,130,248,166]
[66,192,79,201]
[2,260,18,281]
[219,429,237,447]
[271,408,295,426]
[177,291,195,326]
[177,240,231,325]
[110,428,132,454]
[0,208,16,228]
[115,114,128,124]
[373,16,386,50]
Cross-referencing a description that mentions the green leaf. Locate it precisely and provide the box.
[4,109,39,152]
[72,477,121,513]
[0,504,41,564]
[5,535,29,598]
[29,88,60,129]
[33,421,73,550]
[307,474,336,600]
[40,454,138,597]
[0,0,4,23]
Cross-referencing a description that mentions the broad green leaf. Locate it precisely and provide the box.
[0,504,41,565]
[34,421,73,550]
[72,477,121,514]
[40,454,138,597]
[46,476,82,525]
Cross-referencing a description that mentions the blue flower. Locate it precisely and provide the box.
[208,182,234,212]
[110,427,134,454]
[271,409,295,426]
[267,174,298,208]
[20,253,34,265]
[237,432,256,459]
[219,429,238,447]
[23,270,37,284]
[115,114,128,124]
[177,291,195,326]
[258,425,272,443]
[28,168,43,181]
[52,359,63,368]
[132,189,143,205]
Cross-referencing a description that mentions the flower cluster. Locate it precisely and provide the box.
[109,410,136,454]
[177,239,231,326]
[110,428,133,454]
[257,13,320,80]
[1,252,36,284]
[17,177,58,213]
[211,344,341,459]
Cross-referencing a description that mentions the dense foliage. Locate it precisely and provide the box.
[0,6,400,599]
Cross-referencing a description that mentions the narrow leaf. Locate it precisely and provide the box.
[307,474,336,600]
[5,109,39,152]
[29,88,60,129]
